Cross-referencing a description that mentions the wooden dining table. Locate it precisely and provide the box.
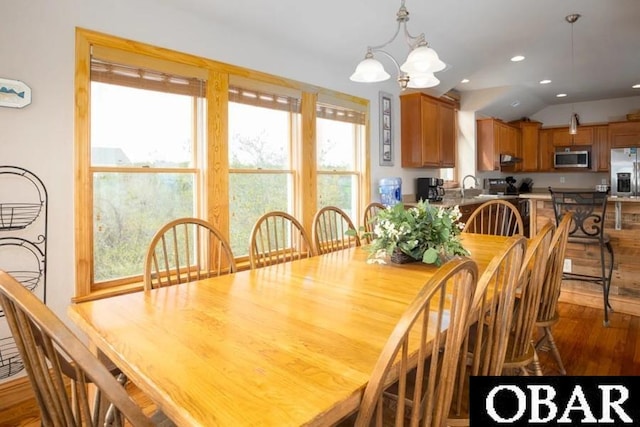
[68,233,510,426]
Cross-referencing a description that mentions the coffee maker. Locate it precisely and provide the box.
[416,177,445,202]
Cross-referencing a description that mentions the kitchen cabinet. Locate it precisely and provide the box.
[400,92,457,168]
[610,121,640,148]
[517,121,541,172]
[476,118,521,171]
[550,126,594,146]
[538,128,554,171]
[593,125,610,172]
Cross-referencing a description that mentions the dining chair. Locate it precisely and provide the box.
[354,258,477,427]
[362,202,385,244]
[536,212,573,375]
[448,234,527,424]
[0,270,156,427]
[548,187,614,326]
[248,211,314,269]
[311,206,361,255]
[462,199,524,236]
[143,217,236,290]
[501,221,554,376]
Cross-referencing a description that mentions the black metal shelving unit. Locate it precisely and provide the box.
[0,166,48,380]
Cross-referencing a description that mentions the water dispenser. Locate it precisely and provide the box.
[378,177,402,206]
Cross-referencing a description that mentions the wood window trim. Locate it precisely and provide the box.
[74,27,370,299]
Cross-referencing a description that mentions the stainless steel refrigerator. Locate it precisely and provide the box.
[611,147,640,196]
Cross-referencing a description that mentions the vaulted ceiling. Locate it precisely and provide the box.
[161,0,639,121]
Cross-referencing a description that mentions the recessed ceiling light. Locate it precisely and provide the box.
[510,55,525,62]
[540,79,552,85]
[556,93,568,98]
[633,84,640,89]
[461,78,470,84]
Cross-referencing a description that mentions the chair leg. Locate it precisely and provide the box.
[530,346,543,376]
[600,241,611,327]
[544,327,566,375]
[605,242,614,312]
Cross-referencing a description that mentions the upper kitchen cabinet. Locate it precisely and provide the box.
[610,121,640,148]
[538,128,554,171]
[516,120,541,172]
[550,126,593,146]
[476,118,521,172]
[400,92,457,168]
[593,125,610,172]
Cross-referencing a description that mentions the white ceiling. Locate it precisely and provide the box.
[162,0,639,121]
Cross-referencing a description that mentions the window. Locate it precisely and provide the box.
[228,83,301,256]
[316,101,366,224]
[75,29,369,299]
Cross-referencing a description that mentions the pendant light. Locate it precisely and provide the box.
[566,13,581,135]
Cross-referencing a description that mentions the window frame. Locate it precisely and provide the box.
[74,28,370,300]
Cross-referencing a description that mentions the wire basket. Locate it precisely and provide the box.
[0,202,43,230]
[0,336,24,379]
[0,271,41,318]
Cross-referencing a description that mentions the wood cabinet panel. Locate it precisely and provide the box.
[476,118,521,171]
[439,103,456,168]
[610,121,640,148]
[516,121,540,172]
[400,93,457,168]
[551,126,594,146]
[538,129,554,171]
[594,125,609,172]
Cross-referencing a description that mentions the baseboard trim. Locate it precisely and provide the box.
[559,288,640,318]
[0,374,35,411]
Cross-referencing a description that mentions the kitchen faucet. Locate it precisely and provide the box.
[461,175,480,198]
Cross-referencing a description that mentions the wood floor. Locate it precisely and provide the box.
[1,301,640,426]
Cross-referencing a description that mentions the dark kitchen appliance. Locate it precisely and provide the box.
[416,177,445,202]
[485,177,519,195]
[505,176,518,195]
[519,177,533,193]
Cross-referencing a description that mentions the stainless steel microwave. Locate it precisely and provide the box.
[554,150,590,168]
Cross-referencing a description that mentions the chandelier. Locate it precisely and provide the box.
[349,0,445,90]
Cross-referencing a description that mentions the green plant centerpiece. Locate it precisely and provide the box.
[360,200,469,266]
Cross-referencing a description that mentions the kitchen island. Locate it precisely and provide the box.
[522,192,640,317]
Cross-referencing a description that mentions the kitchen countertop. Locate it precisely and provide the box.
[406,191,640,208]
[427,194,520,208]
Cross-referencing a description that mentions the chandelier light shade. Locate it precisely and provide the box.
[349,51,391,83]
[350,0,445,90]
[566,13,581,134]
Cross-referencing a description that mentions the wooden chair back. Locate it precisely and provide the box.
[143,217,236,290]
[466,234,527,376]
[462,199,524,236]
[362,202,385,244]
[248,211,314,269]
[538,212,573,323]
[355,258,477,427]
[449,235,526,420]
[504,221,554,371]
[0,270,154,427]
[311,206,361,255]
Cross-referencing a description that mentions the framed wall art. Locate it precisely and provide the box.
[379,91,393,166]
[0,78,32,109]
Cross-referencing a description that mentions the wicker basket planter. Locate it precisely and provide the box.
[390,249,417,264]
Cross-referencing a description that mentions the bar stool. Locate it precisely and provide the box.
[548,187,614,326]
